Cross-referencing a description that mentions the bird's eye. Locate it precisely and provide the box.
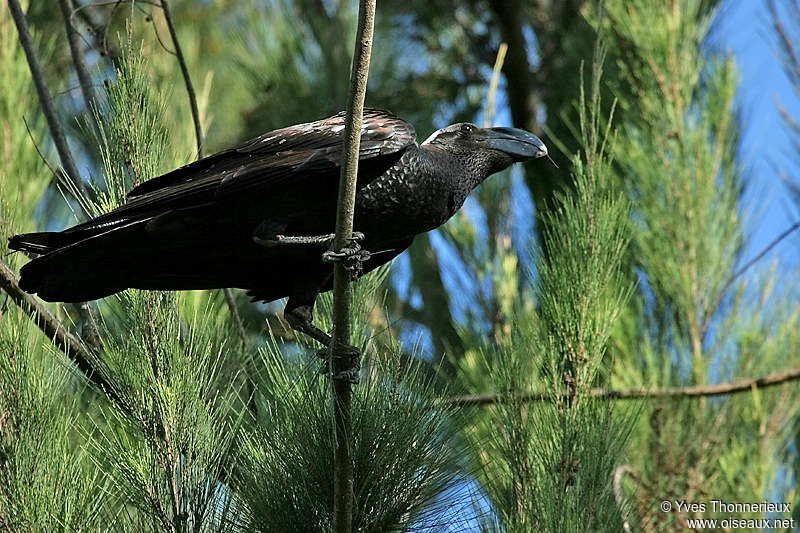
[459,124,474,133]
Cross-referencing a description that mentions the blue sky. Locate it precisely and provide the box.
[713,0,800,272]
[397,0,800,361]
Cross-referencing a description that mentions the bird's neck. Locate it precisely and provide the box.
[419,145,492,190]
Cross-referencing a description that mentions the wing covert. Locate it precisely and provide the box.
[125,108,415,201]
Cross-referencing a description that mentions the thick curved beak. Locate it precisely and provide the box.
[486,127,547,160]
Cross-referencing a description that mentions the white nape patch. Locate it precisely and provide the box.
[421,128,445,145]
[421,123,467,145]
[331,124,345,133]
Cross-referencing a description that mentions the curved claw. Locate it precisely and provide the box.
[316,343,361,383]
[332,368,360,384]
[321,238,371,279]
[315,344,361,360]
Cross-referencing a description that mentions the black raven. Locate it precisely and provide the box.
[9,109,547,348]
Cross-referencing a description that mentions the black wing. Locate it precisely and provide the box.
[126,107,415,201]
[17,109,416,249]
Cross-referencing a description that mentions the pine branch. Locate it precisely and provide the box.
[445,365,800,406]
[8,0,91,209]
[0,259,118,402]
[330,1,376,530]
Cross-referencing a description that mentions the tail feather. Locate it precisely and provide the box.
[14,219,150,301]
[8,232,62,255]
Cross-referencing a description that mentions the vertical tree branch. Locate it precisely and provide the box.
[160,0,204,158]
[58,0,101,138]
[8,0,90,207]
[331,0,376,530]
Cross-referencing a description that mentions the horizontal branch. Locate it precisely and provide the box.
[0,259,116,399]
[446,365,800,406]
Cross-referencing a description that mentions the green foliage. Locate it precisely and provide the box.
[0,6,50,255]
[92,35,172,212]
[77,42,241,532]
[535,56,631,394]
[598,0,800,529]
[461,50,637,532]
[0,8,106,530]
[0,310,108,531]
[235,348,468,532]
[3,1,800,531]
[231,270,470,532]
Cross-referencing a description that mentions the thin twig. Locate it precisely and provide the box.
[220,288,246,344]
[157,0,247,367]
[22,116,59,183]
[704,219,800,336]
[159,0,204,158]
[146,8,178,56]
[445,364,800,406]
[0,259,118,402]
[330,1,377,531]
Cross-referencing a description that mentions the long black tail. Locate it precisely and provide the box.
[8,219,156,302]
[8,214,267,302]
[9,231,68,255]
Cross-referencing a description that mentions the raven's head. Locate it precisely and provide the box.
[421,123,547,171]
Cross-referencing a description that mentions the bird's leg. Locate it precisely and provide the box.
[254,226,365,248]
[284,302,333,345]
[284,297,360,383]
[253,223,371,279]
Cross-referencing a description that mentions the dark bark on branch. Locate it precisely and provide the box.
[8,0,90,207]
[160,0,204,158]
[0,260,117,401]
[330,1,376,530]
[58,0,101,138]
[446,365,800,406]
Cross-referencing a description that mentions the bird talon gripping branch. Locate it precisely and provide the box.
[332,368,360,384]
[321,239,371,279]
[315,344,361,383]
